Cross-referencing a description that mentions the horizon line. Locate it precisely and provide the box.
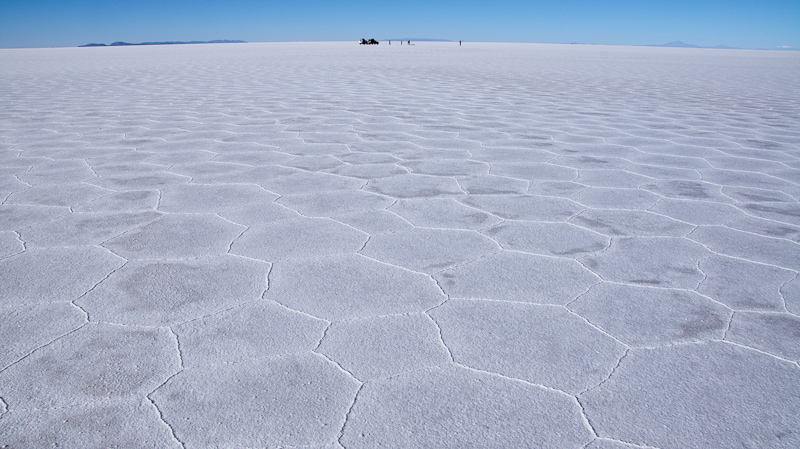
[1,40,796,51]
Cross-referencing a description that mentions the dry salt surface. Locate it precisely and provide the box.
[1,41,799,448]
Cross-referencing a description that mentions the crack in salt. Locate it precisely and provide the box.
[262,262,274,293]
[0,323,88,375]
[143,327,186,448]
[565,279,604,308]
[72,259,129,322]
[225,223,250,255]
[721,339,799,366]
[315,349,361,383]
[581,436,661,449]
[424,303,456,363]
[147,380,187,449]
[262,296,329,323]
[169,300,258,329]
[685,227,795,271]
[779,272,798,313]
[564,305,629,349]
[575,397,600,441]
[166,327,185,371]
[578,347,629,397]
[336,383,364,449]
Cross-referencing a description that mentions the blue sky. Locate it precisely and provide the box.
[1,0,798,49]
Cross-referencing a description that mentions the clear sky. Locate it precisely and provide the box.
[1,0,798,49]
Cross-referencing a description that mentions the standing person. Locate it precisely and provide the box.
[408,40,410,45]
[459,41,462,46]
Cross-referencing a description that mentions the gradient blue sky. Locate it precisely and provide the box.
[1,0,798,49]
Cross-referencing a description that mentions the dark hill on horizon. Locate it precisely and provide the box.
[80,40,245,47]
[648,41,741,49]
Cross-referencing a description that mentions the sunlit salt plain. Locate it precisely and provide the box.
[1,41,799,448]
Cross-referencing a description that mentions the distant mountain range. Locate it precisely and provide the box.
[647,41,796,50]
[80,40,246,47]
[648,41,741,49]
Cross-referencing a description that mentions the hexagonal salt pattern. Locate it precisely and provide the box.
[277,190,393,217]
[726,312,800,362]
[0,323,180,410]
[697,255,796,310]
[103,213,245,259]
[76,255,270,326]
[150,353,360,448]
[431,299,625,394]
[462,194,585,221]
[72,190,160,212]
[230,217,368,261]
[2,43,799,448]
[569,283,732,346]
[5,183,112,207]
[340,366,594,448]
[175,300,327,368]
[0,303,86,370]
[263,254,446,321]
[158,183,277,213]
[388,197,502,230]
[485,221,610,256]
[570,208,694,237]
[689,225,800,270]
[19,211,163,247]
[0,246,125,306]
[581,237,710,288]
[316,314,451,380]
[580,343,800,448]
[364,173,465,198]
[360,227,500,274]
[0,204,70,230]
[434,251,600,304]
[0,400,182,449]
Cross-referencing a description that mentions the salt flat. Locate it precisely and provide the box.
[1,41,799,448]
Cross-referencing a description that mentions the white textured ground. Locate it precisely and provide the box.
[1,42,799,448]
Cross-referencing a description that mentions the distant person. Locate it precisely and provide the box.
[459,41,462,46]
